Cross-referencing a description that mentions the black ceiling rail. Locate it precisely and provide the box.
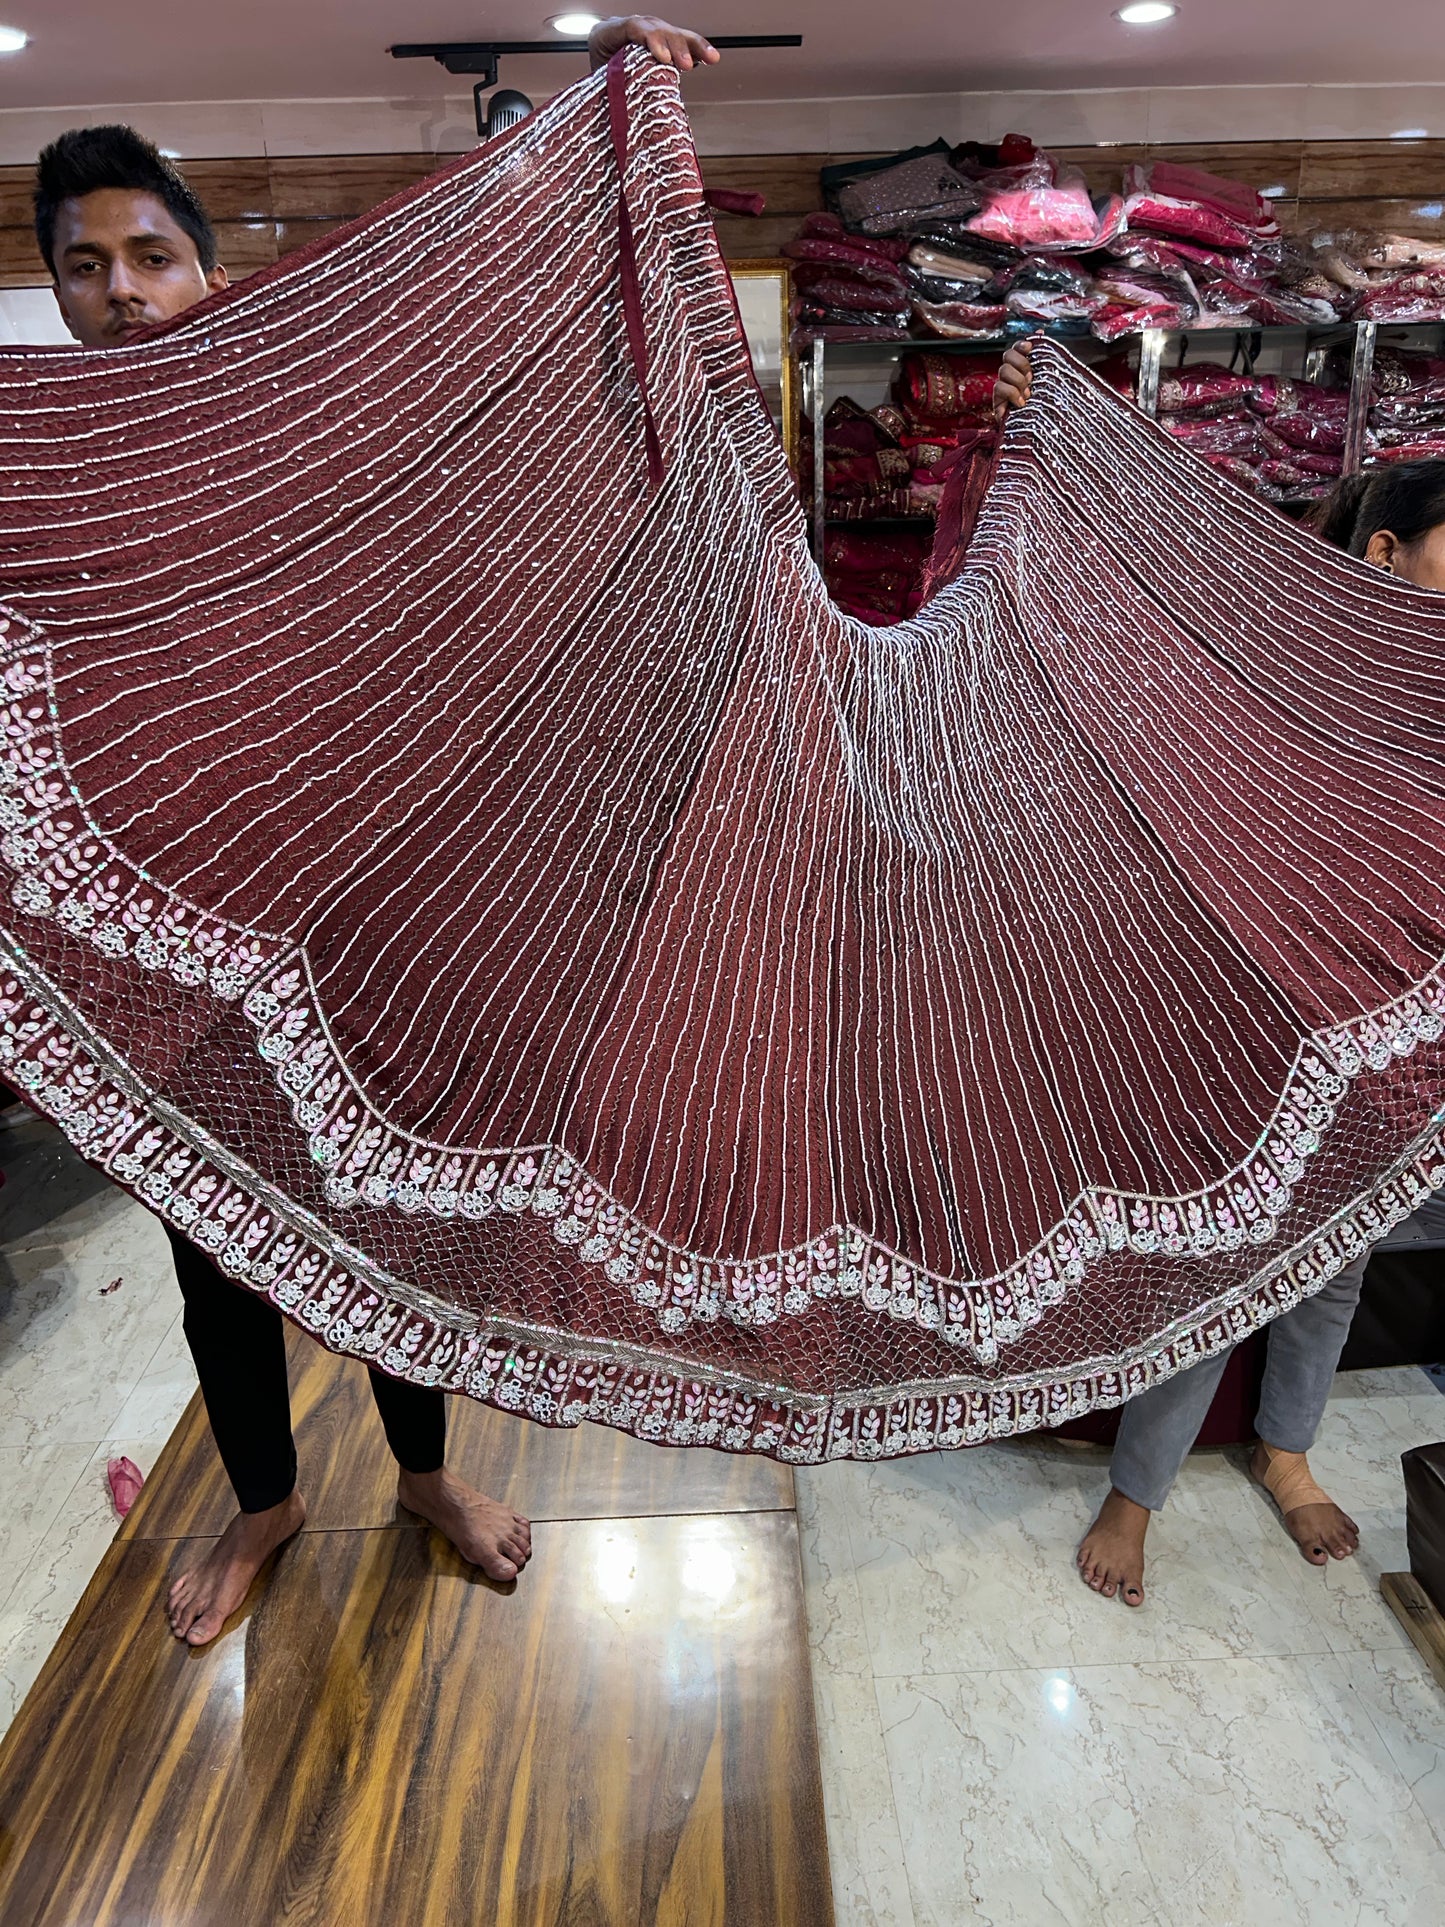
[391,35,802,89]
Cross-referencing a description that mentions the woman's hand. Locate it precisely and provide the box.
[588,16,721,71]
[993,340,1034,422]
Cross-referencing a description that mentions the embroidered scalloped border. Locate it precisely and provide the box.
[242,942,1445,1370]
[4,602,1445,1382]
[2,954,1442,1462]
[0,619,283,1000]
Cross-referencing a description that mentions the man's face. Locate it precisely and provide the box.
[50,187,227,347]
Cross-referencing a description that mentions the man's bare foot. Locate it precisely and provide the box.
[396,1466,532,1582]
[166,1489,306,1647]
[1077,1487,1149,1606]
[1251,1441,1359,1567]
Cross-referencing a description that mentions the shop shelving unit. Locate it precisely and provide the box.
[798,319,1445,557]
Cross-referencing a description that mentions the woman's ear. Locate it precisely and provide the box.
[1363,528,1399,572]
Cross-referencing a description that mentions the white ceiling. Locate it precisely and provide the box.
[0,0,1441,107]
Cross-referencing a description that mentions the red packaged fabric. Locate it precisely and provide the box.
[1200,451,1281,496]
[1290,450,1345,479]
[1268,412,1348,457]
[797,274,912,313]
[1258,459,1305,489]
[1372,348,1445,395]
[1124,161,1279,251]
[899,355,1001,418]
[1250,376,1350,422]
[795,213,911,262]
[911,301,1010,339]
[1156,369,1260,417]
[1097,254,1201,318]
[1092,298,1190,340]
[703,187,765,217]
[1374,439,1445,462]
[1163,416,1271,461]
[1354,275,1445,322]
[785,238,915,286]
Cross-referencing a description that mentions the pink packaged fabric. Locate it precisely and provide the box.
[1124,161,1279,251]
[966,155,1102,249]
[1143,159,1273,225]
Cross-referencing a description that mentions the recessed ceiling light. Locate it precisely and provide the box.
[550,11,601,32]
[1116,3,1177,23]
[0,25,28,53]
[1393,127,1429,140]
[159,148,181,159]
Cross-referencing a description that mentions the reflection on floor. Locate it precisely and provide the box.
[0,1116,833,1924]
[2,1107,1444,1924]
[796,1370,1445,1926]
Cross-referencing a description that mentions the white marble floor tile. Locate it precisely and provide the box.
[876,1652,1445,1927]
[1266,1394,1445,1658]
[841,1440,1341,1677]
[0,1437,128,1732]
[0,1440,96,1619]
[0,1148,180,1450]
[1335,1646,1445,1851]
[796,1469,916,1927]
[108,1311,197,1444]
[1330,1365,1440,1402]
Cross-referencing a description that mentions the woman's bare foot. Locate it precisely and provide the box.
[1251,1441,1359,1566]
[396,1466,532,1582]
[1077,1487,1150,1605]
[166,1489,306,1647]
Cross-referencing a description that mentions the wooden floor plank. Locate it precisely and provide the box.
[1381,1571,1445,1691]
[122,1324,794,1541]
[0,1512,832,1926]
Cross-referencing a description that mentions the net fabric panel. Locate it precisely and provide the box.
[0,53,1442,1462]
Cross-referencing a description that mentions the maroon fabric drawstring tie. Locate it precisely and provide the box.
[607,53,666,490]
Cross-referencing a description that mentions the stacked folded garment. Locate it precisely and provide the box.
[792,143,1375,347]
[816,353,1004,621]
[1367,348,1445,462]
[818,397,915,520]
[1150,366,1349,501]
[786,213,914,342]
[957,142,1126,253]
[823,524,934,624]
[1315,230,1445,322]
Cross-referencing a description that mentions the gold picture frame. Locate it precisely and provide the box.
[728,258,796,469]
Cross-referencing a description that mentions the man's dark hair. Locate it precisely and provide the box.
[34,124,218,278]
